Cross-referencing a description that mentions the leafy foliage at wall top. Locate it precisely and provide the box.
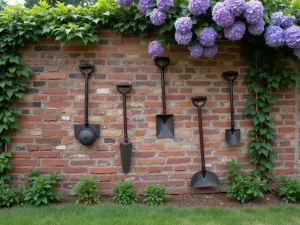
[0,0,299,182]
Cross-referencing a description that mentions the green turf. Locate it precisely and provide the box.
[0,203,299,225]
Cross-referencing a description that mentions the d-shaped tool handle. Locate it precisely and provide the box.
[154,57,170,69]
[191,96,207,109]
[223,71,238,82]
[116,83,132,94]
[79,64,95,76]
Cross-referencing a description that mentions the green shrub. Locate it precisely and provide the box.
[226,159,267,203]
[112,178,138,205]
[143,184,169,206]
[72,176,100,205]
[277,174,300,203]
[0,181,18,207]
[23,169,61,206]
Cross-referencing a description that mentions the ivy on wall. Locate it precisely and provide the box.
[0,0,299,182]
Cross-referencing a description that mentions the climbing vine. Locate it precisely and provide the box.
[0,0,299,182]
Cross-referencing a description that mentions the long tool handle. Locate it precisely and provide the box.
[122,93,128,143]
[160,67,167,115]
[79,64,95,127]
[229,80,235,130]
[197,107,206,172]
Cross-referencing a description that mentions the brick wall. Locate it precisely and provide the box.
[9,29,299,196]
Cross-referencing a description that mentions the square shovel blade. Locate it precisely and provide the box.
[225,129,241,146]
[156,114,174,139]
[120,142,132,174]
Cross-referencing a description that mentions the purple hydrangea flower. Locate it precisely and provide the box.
[157,0,174,12]
[174,17,193,34]
[284,26,300,48]
[150,9,166,26]
[265,25,285,48]
[139,0,152,15]
[212,2,235,28]
[244,0,264,24]
[294,48,300,58]
[116,0,134,6]
[203,44,218,57]
[248,19,265,36]
[175,31,193,45]
[224,21,246,41]
[271,12,284,26]
[224,0,246,17]
[188,43,204,57]
[281,15,296,29]
[198,27,218,47]
[188,0,210,16]
[148,41,164,57]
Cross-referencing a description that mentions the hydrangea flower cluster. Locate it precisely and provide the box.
[224,21,246,41]
[188,0,210,16]
[175,32,193,45]
[174,17,193,34]
[139,0,152,15]
[244,0,264,25]
[116,0,134,6]
[212,2,235,28]
[284,26,300,49]
[203,44,218,57]
[248,19,265,36]
[174,17,193,46]
[265,25,285,48]
[188,43,203,57]
[224,0,245,17]
[271,12,296,29]
[150,8,166,26]
[148,41,164,58]
[198,27,217,47]
[157,0,174,12]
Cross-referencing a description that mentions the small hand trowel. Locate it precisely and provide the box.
[116,83,132,174]
[223,71,241,146]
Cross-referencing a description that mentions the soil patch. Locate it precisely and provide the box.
[98,192,289,208]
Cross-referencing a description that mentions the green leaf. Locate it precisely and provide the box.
[138,23,147,31]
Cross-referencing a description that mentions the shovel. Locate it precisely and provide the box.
[223,71,241,146]
[191,96,220,188]
[155,57,174,139]
[74,64,100,146]
[117,83,132,174]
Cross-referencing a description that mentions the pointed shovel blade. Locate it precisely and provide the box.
[225,128,241,146]
[120,142,132,174]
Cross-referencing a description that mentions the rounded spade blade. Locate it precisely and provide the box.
[225,128,241,146]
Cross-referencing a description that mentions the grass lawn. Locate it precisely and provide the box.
[0,203,299,225]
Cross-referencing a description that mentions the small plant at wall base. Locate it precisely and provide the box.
[226,159,267,203]
[72,176,100,205]
[143,184,169,206]
[277,174,300,203]
[0,181,19,207]
[112,178,138,205]
[23,169,61,206]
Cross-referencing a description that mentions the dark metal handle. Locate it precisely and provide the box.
[154,57,170,69]
[79,64,95,127]
[223,71,238,130]
[191,96,207,109]
[116,83,132,143]
[79,64,95,76]
[155,57,170,116]
[223,71,238,82]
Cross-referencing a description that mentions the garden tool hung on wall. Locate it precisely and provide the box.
[155,57,174,139]
[191,96,220,188]
[116,83,132,174]
[223,71,241,146]
[74,64,100,146]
